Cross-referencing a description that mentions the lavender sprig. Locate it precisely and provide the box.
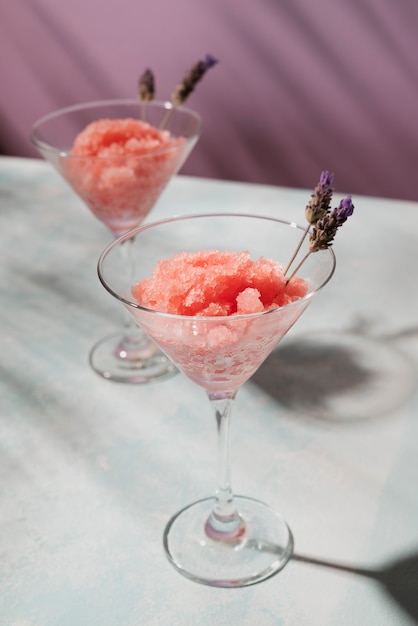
[286,193,354,283]
[171,54,218,105]
[309,196,354,252]
[138,68,155,122]
[305,170,334,224]
[138,68,155,103]
[283,170,334,276]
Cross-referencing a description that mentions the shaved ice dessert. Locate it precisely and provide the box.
[32,57,217,243]
[64,118,187,236]
[131,250,308,391]
[133,250,307,316]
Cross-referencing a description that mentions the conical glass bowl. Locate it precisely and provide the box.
[31,99,202,382]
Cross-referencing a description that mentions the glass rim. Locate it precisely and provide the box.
[30,98,202,158]
[97,212,337,321]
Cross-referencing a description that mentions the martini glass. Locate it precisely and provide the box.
[98,213,336,587]
[30,99,201,383]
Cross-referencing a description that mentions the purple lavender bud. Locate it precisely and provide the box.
[203,54,219,70]
[172,54,219,105]
[309,196,354,252]
[305,170,334,224]
[334,196,354,223]
[284,173,354,279]
[319,171,334,187]
[138,68,155,102]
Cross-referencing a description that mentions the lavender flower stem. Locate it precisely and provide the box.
[285,251,312,284]
[159,106,174,130]
[283,225,310,276]
[283,175,353,283]
[138,68,155,123]
[141,102,147,122]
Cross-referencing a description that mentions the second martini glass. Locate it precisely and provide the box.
[31,99,201,383]
[98,213,336,587]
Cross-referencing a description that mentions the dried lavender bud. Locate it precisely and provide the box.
[138,68,155,102]
[284,171,334,276]
[334,195,355,223]
[309,196,354,252]
[172,54,218,105]
[305,170,334,225]
[319,171,334,187]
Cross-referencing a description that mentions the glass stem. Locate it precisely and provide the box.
[119,235,136,293]
[118,237,142,340]
[114,236,156,360]
[205,391,246,541]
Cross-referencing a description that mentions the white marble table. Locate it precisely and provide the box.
[1,156,417,625]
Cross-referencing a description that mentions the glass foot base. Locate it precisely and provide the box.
[163,496,293,587]
[89,331,178,384]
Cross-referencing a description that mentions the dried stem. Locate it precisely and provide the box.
[283,225,310,277]
[159,106,174,130]
[141,102,147,122]
[285,251,312,285]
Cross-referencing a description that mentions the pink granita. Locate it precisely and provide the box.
[64,118,185,236]
[132,250,307,316]
[130,249,308,392]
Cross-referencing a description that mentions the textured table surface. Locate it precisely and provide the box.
[1,156,418,625]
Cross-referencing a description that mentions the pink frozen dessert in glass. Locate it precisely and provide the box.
[97,183,352,588]
[30,55,217,383]
[65,117,187,236]
[131,249,307,392]
[30,99,202,383]
[96,207,338,585]
[133,249,307,315]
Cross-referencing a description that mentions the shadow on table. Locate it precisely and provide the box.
[251,330,417,422]
[292,550,418,624]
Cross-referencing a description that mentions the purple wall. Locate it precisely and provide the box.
[2,0,418,200]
